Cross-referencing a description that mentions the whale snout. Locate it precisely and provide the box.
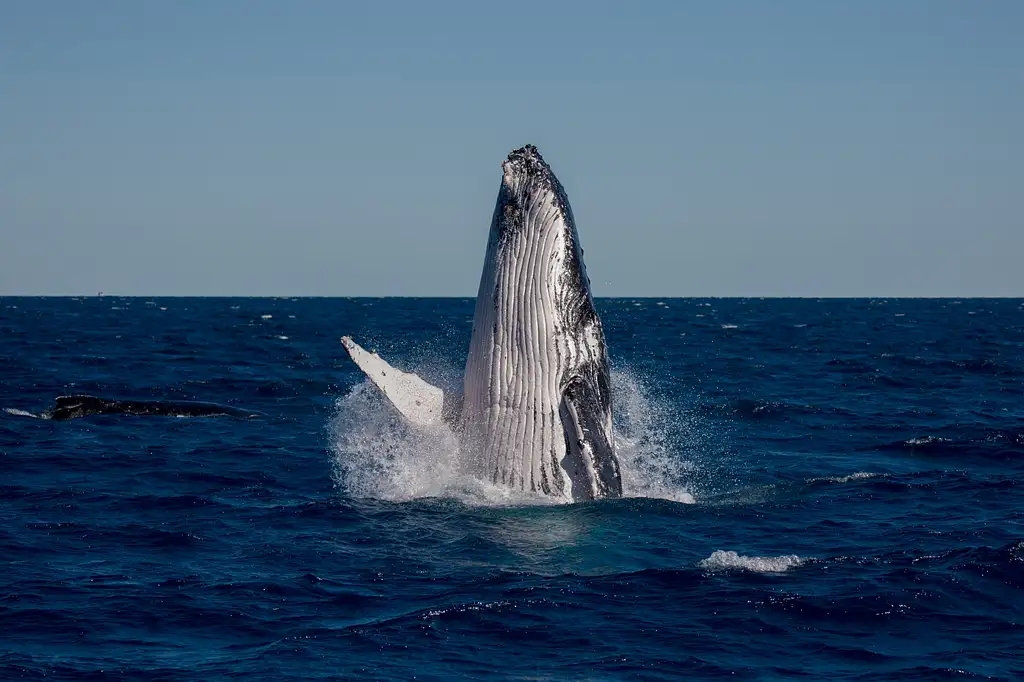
[502,144,549,183]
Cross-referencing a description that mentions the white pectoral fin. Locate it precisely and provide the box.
[341,336,459,428]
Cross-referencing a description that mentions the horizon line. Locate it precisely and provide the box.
[2,294,1021,300]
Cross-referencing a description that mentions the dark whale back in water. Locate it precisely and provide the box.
[43,395,260,420]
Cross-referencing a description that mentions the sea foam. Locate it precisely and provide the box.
[699,550,807,573]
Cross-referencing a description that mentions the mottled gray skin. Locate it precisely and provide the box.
[460,145,622,500]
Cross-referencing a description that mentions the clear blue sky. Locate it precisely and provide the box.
[2,1,1021,296]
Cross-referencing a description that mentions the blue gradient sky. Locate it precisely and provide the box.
[2,1,1021,296]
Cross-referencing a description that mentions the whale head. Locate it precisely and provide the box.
[460,145,622,501]
[495,145,575,239]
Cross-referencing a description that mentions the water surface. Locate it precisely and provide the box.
[2,297,1022,680]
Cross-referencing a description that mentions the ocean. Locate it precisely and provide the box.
[1,297,1021,680]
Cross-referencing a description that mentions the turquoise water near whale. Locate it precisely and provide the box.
[2,297,1022,680]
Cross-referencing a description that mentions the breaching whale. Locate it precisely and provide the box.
[342,145,622,501]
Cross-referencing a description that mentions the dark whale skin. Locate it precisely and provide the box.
[42,395,260,420]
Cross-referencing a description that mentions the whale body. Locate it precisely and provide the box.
[38,395,260,420]
[342,145,622,502]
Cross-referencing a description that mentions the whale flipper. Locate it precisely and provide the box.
[341,336,459,428]
[558,377,622,501]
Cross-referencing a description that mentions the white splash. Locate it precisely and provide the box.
[329,367,698,506]
[329,381,467,502]
[611,369,696,504]
[699,550,806,573]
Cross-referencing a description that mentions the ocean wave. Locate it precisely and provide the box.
[883,354,1022,378]
[709,398,853,422]
[698,550,807,573]
[905,435,952,447]
[807,471,882,485]
[875,431,1024,463]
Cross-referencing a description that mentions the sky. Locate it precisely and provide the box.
[1,1,1021,297]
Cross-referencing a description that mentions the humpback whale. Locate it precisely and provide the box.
[35,395,260,420]
[342,145,622,501]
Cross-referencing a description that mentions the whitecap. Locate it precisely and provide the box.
[699,550,806,573]
[808,471,881,484]
[906,436,950,446]
[424,600,514,618]
[261,314,273,319]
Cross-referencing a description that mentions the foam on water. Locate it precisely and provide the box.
[330,367,697,505]
[699,550,807,573]
[808,471,881,484]
[906,436,951,446]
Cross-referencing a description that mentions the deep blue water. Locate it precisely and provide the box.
[1,297,1022,681]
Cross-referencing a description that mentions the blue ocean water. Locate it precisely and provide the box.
[1,297,1022,680]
